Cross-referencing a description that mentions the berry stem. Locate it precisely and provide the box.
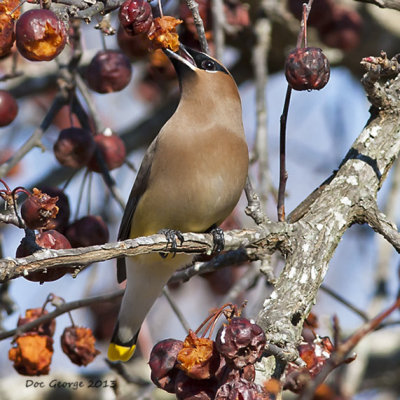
[74,169,90,221]
[157,0,164,18]
[277,85,292,222]
[296,0,313,48]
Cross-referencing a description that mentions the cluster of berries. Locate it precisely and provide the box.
[9,295,100,375]
[13,185,109,283]
[149,314,270,399]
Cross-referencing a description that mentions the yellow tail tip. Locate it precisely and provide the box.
[108,343,136,362]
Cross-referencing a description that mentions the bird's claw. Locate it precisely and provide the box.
[211,227,225,253]
[159,229,184,258]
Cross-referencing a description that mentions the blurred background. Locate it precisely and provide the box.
[0,0,400,398]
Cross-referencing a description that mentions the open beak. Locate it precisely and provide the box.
[163,44,197,71]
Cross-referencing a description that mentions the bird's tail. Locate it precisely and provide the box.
[107,254,190,362]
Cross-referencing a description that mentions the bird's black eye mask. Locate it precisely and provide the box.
[178,46,230,75]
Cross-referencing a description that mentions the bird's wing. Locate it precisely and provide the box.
[117,139,158,283]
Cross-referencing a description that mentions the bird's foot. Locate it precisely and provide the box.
[158,229,184,258]
[210,227,225,254]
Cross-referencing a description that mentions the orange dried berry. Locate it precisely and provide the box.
[0,0,21,19]
[0,14,15,59]
[61,326,100,366]
[177,330,221,380]
[21,188,59,230]
[147,16,183,52]
[9,333,54,376]
[16,9,67,62]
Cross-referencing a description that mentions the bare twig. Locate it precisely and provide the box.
[0,290,123,340]
[221,264,260,305]
[0,226,290,282]
[211,0,225,60]
[251,14,273,209]
[354,0,400,11]
[244,177,270,225]
[320,284,369,322]
[277,85,291,222]
[184,0,209,53]
[162,287,191,333]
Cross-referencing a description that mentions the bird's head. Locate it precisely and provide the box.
[164,45,240,104]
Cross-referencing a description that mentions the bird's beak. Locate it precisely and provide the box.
[164,45,197,72]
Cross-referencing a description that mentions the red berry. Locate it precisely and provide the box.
[117,26,152,60]
[0,14,15,59]
[16,9,67,62]
[65,215,109,247]
[16,230,73,283]
[215,318,266,369]
[119,0,153,36]
[88,131,126,172]
[20,188,59,230]
[0,90,18,127]
[150,339,183,393]
[53,127,96,169]
[174,371,218,399]
[86,50,132,94]
[284,47,330,91]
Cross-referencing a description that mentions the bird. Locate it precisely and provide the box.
[107,44,249,362]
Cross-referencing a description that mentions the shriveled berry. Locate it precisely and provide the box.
[119,0,153,36]
[53,127,96,169]
[16,9,67,62]
[285,47,330,91]
[86,50,132,94]
[21,188,59,230]
[18,308,56,337]
[0,90,18,127]
[16,230,74,283]
[215,318,266,369]
[8,333,54,376]
[0,14,15,59]
[65,215,109,247]
[215,378,267,400]
[117,26,151,60]
[88,131,126,172]
[149,338,183,393]
[174,371,218,400]
[61,326,100,366]
[36,186,70,233]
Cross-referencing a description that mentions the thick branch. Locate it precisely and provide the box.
[257,65,400,360]
[0,226,289,282]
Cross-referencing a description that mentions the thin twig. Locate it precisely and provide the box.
[211,0,225,59]
[184,0,209,53]
[277,85,291,222]
[162,287,191,333]
[320,284,369,322]
[251,14,273,209]
[0,290,124,340]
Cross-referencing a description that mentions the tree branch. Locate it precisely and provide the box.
[0,226,290,282]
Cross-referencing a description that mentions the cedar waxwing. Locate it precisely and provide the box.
[107,45,249,362]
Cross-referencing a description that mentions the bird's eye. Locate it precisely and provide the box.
[201,59,216,71]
